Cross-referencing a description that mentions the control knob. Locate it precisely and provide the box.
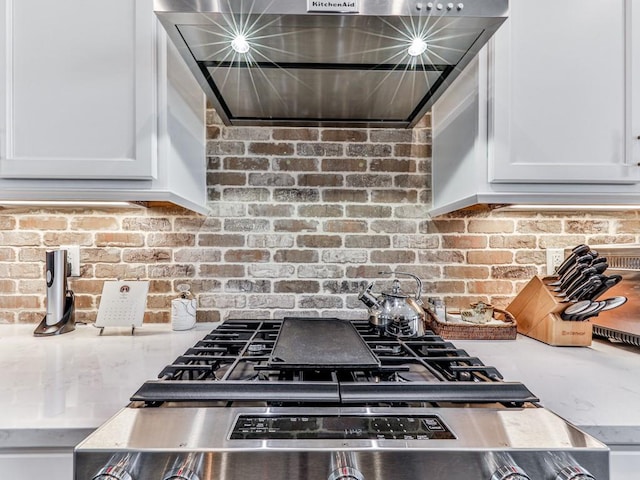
[329,452,364,480]
[92,465,134,480]
[163,454,202,480]
[328,467,364,480]
[490,465,530,480]
[163,467,200,480]
[555,465,596,480]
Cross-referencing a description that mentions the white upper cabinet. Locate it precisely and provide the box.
[432,0,640,215]
[490,0,633,184]
[0,0,207,213]
[0,0,155,179]
[633,0,640,168]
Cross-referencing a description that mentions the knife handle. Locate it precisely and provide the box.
[587,274,622,301]
[555,244,590,276]
[574,280,603,302]
[561,267,597,297]
[558,260,591,291]
[566,278,601,302]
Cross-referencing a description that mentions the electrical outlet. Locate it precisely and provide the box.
[546,248,565,276]
[61,245,80,277]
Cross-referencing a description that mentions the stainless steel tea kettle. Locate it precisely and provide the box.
[358,271,426,338]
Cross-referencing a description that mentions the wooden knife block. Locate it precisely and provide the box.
[506,276,592,346]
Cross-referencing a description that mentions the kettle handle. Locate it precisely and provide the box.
[358,281,380,309]
[378,271,422,301]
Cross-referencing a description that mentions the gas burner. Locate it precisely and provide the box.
[246,343,267,356]
[371,344,403,356]
[388,363,441,383]
[215,361,264,382]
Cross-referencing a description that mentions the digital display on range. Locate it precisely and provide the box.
[230,415,455,440]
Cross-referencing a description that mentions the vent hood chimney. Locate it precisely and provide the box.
[155,0,508,128]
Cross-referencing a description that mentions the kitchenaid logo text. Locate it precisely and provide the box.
[307,0,359,12]
[311,1,356,6]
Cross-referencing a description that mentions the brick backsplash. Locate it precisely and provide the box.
[1,111,639,325]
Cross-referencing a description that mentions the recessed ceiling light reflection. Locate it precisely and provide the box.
[407,37,428,57]
[231,34,250,54]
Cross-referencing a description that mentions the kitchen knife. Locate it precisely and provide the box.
[573,301,605,320]
[562,276,602,303]
[563,300,592,316]
[554,266,595,294]
[574,296,628,321]
[553,255,596,290]
[560,300,598,321]
[560,300,593,320]
[573,278,605,302]
[599,296,627,311]
[547,254,595,287]
[559,272,608,300]
[552,254,606,290]
[547,259,589,287]
[554,244,590,277]
[555,266,599,296]
[571,301,606,321]
[586,274,622,301]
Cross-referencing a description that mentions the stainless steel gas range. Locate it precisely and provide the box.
[75,318,608,480]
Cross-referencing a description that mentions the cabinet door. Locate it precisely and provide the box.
[610,450,640,480]
[633,0,640,168]
[0,451,72,480]
[0,0,155,179]
[489,0,635,184]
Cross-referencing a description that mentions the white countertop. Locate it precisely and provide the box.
[0,323,215,449]
[1,323,639,449]
[455,337,640,445]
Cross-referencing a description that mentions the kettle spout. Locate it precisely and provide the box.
[358,282,380,309]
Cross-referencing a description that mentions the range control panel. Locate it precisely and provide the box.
[230,415,456,440]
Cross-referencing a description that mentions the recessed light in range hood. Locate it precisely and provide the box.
[155,0,508,128]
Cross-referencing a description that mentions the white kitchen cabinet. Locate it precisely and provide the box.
[0,0,154,179]
[0,0,207,213]
[633,0,640,169]
[610,449,640,480]
[431,0,640,215]
[491,0,632,184]
[0,450,72,480]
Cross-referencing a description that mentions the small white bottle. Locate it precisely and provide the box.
[171,284,197,331]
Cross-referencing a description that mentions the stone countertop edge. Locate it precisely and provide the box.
[1,323,639,449]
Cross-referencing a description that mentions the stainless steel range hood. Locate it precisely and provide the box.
[155,0,508,128]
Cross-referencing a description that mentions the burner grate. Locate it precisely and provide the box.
[131,318,538,406]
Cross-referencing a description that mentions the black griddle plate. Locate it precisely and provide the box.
[268,317,381,370]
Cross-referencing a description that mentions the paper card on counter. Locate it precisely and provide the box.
[95,281,149,328]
